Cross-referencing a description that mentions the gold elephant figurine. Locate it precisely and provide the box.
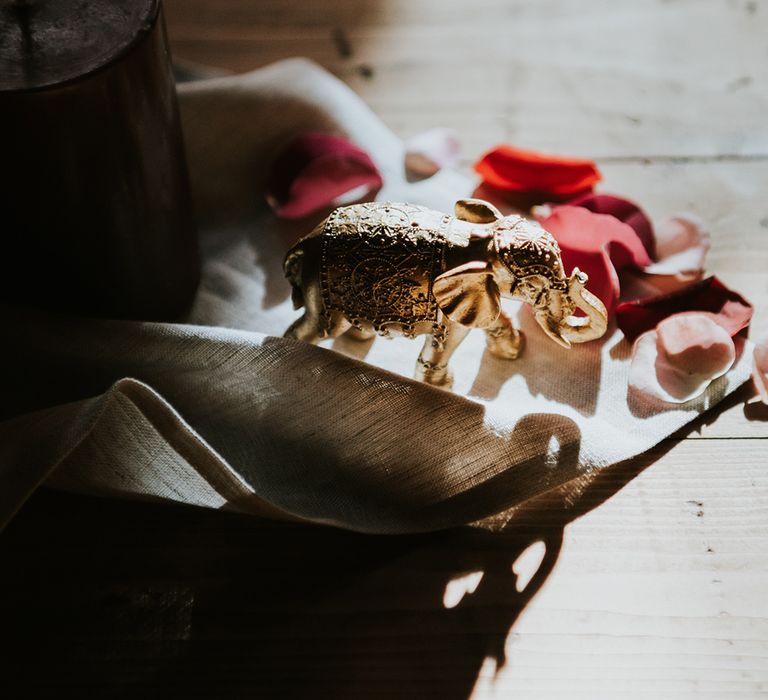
[283,199,607,386]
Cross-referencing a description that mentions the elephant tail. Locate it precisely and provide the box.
[283,246,305,310]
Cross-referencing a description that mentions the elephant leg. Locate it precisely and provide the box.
[484,311,524,360]
[284,277,352,342]
[345,326,376,341]
[284,288,328,342]
[415,322,470,387]
[284,312,322,343]
[285,310,351,343]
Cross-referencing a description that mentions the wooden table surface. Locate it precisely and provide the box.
[3,1,766,697]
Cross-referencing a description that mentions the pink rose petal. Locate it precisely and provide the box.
[629,313,736,403]
[559,192,656,260]
[657,314,735,378]
[404,127,461,179]
[266,133,383,219]
[644,214,710,276]
[536,206,652,314]
[753,334,768,404]
[551,196,709,280]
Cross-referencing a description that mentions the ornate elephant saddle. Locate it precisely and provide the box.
[319,202,454,335]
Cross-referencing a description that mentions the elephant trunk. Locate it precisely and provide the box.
[534,269,608,348]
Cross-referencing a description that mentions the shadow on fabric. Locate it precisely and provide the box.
[1,442,674,700]
[468,306,603,415]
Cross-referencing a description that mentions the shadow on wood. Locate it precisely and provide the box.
[0,437,675,699]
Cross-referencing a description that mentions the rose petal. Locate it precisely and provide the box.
[644,214,710,275]
[474,145,601,196]
[657,314,735,377]
[753,334,768,404]
[616,276,753,342]
[404,128,461,179]
[619,270,701,303]
[536,206,652,313]
[266,133,383,219]
[559,192,656,260]
[629,314,735,403]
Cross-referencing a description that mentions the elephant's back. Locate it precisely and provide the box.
[323,202,453,244]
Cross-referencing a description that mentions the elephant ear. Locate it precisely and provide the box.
[454,198,503,224]
[433,261,501,328]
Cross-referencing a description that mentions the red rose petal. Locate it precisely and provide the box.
[474,145,602,196]
[559,192,656,260]
[616,276,753,342]
[267,133,383,219]
[536,206,652,314]
[618,270,702,305]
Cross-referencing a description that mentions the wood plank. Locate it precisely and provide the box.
[489,437,768,696]
[166,0,768,158]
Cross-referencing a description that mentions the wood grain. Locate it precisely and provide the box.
[2,0,765,697]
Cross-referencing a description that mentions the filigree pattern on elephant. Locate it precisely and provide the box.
[319,203,447,336]
[283,198,608,387]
